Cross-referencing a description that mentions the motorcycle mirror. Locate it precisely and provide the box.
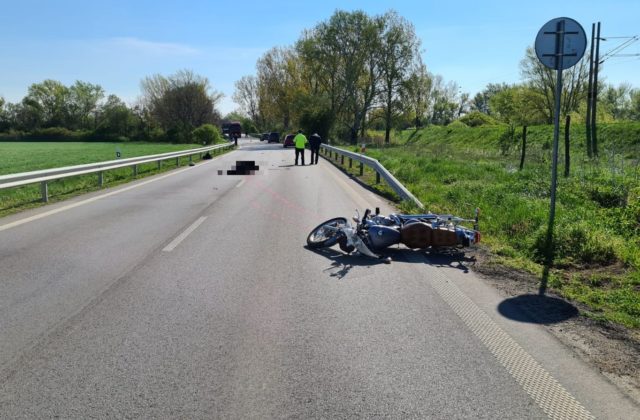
[352,217,360,223]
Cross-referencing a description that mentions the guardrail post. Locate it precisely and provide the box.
[157,160,161,170]
[41,181,48,203]
[341,155,344,165]
[349,158,352,168]
[176,157,180,167]
[189,155,193,163]
[359,162,364,176]
[133,165,138,177]
[376,171,381,184]
[98,171,104,187]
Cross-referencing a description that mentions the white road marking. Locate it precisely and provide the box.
[236,179,246,188]
[0,154,228,233]
[162,216,207,252]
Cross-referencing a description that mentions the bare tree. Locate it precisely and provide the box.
[520,46,588,123]
[233,75,261,126]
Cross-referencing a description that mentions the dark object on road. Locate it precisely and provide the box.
[307,207,480,260]
[268,132,280,143]
[222,160,259,175]
[202,152,212,160]
[260,133,269,141]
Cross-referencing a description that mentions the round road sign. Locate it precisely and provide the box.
[535,17,586,70]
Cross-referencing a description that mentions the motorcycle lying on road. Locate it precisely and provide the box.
[306,207,480,262]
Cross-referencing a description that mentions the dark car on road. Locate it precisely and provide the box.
[260,133,269,141]
[283,134,295,148]
[267,132,280,143]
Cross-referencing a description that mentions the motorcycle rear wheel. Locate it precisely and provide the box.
[306,217,348,248]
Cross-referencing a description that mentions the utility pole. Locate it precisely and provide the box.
[591,22,601,157]
[585,23,595,158]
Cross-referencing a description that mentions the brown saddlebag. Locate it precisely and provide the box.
[400,222,459,248]
[431,227,458,247]
[400,222,433,249]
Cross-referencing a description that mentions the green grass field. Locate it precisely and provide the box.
[0,142,208,175]
[0,142,226,216]
[332,123,640,328]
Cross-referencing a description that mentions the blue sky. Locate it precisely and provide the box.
[1,0,638,115]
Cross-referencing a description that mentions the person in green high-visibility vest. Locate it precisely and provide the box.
[293,129,308,166]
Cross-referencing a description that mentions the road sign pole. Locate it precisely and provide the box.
[548,19,565,240]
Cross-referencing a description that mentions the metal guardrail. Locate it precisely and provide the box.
[0,142,235,202]
[320,144,424,209]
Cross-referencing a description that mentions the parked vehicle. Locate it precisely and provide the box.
[260,133,269,141]
[229,122,242,139]
[283,134,295,148]
[306,207,480,261]
[268,132,280,143]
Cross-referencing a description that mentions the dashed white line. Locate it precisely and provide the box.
[162,216,207,252]
[236,179,246,188]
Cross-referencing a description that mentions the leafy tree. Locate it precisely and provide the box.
[25,79,70,127]
[378,10,420,143]
[402,60,432,129]
[96,94,136,138]
[630,89,640,121]
[471,83,510,115]
[600,83,634,120]
[0,97,8,132]
[141,70,223,142]
[68,81,104,130]
[489,85,546,126]
[256,47,300,131]
[428,75,458,125]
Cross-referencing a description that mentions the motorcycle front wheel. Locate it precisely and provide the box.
[306,217,348,249]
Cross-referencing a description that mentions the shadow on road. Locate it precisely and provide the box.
[421,249,476,273]
[305,246,391,280]
[497,294,579,324]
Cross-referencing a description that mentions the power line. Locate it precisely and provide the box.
[599,35,639,63]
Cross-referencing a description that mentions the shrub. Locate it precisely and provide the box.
[459,111,498,127]
[192,124,223,145]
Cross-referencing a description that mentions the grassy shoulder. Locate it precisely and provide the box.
[0,141,232,217]
[331,123,640,329]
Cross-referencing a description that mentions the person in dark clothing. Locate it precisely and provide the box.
[309,133,322,165]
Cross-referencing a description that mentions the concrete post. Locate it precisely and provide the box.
[41,181,48,203]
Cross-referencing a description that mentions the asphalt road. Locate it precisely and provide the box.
[0,137,638,419]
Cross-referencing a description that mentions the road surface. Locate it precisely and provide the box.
[0,137,637,418]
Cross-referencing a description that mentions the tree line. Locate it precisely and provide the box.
[233,9,640,144]
[0,70,226,143]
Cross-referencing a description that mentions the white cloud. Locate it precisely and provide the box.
[108,37,200,56]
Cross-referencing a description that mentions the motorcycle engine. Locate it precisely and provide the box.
[367,225,401,249]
